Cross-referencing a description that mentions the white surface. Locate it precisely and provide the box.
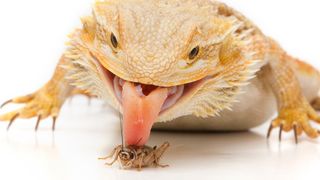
[0,0,320,180]
[0,100,320,180]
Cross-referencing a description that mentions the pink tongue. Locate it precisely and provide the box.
[122,81,168,146]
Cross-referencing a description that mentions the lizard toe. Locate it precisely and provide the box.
[0,89,62,131]
[267,104,320,143]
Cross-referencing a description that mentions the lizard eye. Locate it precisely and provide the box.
[110,33,118,48]
[189,46,200,60]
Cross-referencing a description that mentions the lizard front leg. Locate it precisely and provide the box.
[265,39,320,143]
[0,56,74,130]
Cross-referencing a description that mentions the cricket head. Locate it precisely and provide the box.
[117,147,137,168]
[66,0,261,146]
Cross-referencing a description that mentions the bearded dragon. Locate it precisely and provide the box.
[1,0,320,147]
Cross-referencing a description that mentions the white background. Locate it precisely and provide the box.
[0,0,320,180]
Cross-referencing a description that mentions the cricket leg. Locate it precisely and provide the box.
[137,154,144,171]
[265,38,320,143]
[99,146,122,166]
[145,142,170,167]
[104,156,119,166]
[154,155,169,168]
[98,146,121,160]
[0,56,74,130]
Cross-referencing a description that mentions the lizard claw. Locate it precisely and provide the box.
[1,99,13,109]
[0,88,62,131]
[279,123,283,142]
[1,94,34,109]
[267,123,273,139]
[34,115,57,131]
[293,123,299,144]
[267,102,320,143]
[7,113,19,131]
[268,122,299,144]
[34,115,58,131]
[52,116,57,131]
[35,115,42,131]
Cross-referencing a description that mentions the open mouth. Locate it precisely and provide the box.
[96,59,206,146]
[97,60,205,115]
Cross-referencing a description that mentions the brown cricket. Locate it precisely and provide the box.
[99,113,170,170]
[99,142,170,170]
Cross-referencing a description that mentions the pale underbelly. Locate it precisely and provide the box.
[153,77,277,131]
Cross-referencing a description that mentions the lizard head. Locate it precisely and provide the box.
[66,0,261,146]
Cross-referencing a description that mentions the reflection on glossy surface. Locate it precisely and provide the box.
[0,98,320,180]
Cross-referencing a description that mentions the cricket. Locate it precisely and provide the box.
[99,142,170,170]
[99,114,170,170]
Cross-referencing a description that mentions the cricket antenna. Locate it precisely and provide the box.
[119,111,124,150]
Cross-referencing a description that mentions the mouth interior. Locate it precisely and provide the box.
[113,75,187,113]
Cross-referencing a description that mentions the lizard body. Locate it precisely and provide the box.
[1,0,320,146]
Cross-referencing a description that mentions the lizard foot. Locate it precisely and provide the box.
[0,87,63,131]
[267,102,320,143]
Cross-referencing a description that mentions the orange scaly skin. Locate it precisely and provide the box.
[264,39,320,141]
[1,0,320,167]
